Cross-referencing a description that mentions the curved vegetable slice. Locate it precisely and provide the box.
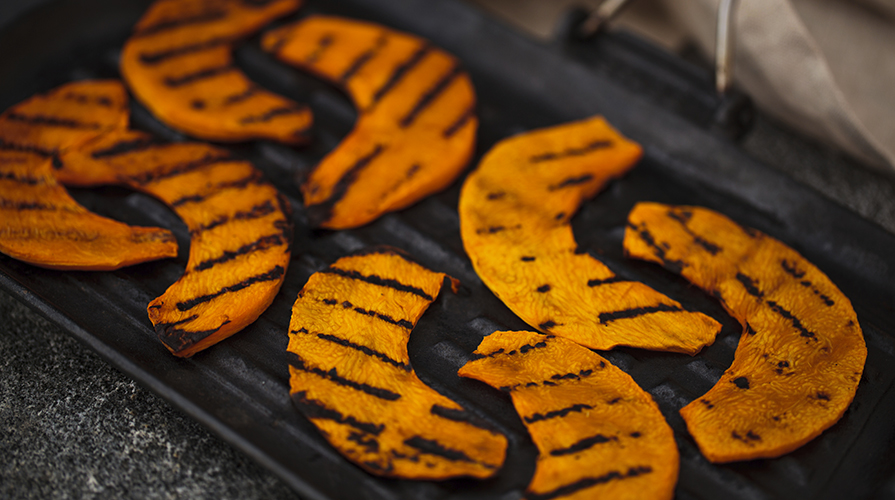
[623,202,866,462]
[57,129,293,357]
[459,331,678,500]
[286,248,507,478]
[121,0,311,144]
[0,80,176,270]
[458,116,720,354]
[263,15,477,229]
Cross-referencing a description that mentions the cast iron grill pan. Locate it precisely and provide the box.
[1,0,894,499]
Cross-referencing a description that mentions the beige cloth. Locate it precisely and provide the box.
[469,0,895,171]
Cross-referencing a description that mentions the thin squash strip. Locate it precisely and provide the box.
[263,15,477,228]
[459,116,720,354]
[459,331,678,500]
[624,202,866,462]
[57,129,292,357]
[287,248,507,478]
[121,0,311,144]
[0,81,176,270]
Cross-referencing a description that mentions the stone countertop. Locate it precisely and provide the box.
[2,1,895,499]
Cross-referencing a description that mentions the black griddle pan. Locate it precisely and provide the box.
[2,0,895,498]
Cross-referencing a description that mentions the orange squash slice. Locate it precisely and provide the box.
[262,15,477,229]
[624,202,866,462]
[458,116,720,354]
[121,0,312,144]
[459,331,679,500]
[57,129,292,357]
[286,248,507,478]
[0,80,176,270]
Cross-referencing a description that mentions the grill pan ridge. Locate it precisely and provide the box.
[2,0,895,499]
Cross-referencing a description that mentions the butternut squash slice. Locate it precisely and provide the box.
[458,116,720,354]
[121,0,312,144]
[623,202,866,462]
[57,129,293,357]
[262,15,477,229]
[0,80,177,270]
[459,331,678,500]
[286,248,507,478]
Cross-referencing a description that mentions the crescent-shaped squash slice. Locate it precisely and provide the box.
[459,331,678,500]
[121,0,312,144]
[262,15,477,229]
[57,129,292,357]
[286,248,507,478]
[458,116,720,354]
[623,202,866,462]
[0,80,177,270]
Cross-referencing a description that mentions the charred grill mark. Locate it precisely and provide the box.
[548,174,594,191]
[526,466,653,500]
[782,261,835,306]
[170,172,262,206]
[539,320,559,330]
[731,430,762,443]
[339,34,388,83]
[523,403,593,424]
[745,322,757,336]
[471,340,549,359]
[501,368,595,392]
[430,405,495,430]
[321,266,434,301]
[666,209,721,255]
[239,105,308,124]
[736,272,764,299]
[289,353,401,401]
[348,431,380,453]
[587,276,626,287]
[521,256,536,262]
[598,303,683,324]
[128,153,232,185]
[802,281,835,306]
[223,86,259,105]
[766,300,817,340]
[293,328,412,372]
[192,234,284,272]
[164,64,237,87]
[139,36,236,64]
[0,171,43,185]
[781,259,805,278]
[61,92,115,107]
[629,223,685,273]
[549,433,617,456]
[4,112,100,130]
[304,33,334,64]
[529,139,613,163]
[537,284,551,293]
[0,139,54,156]
[370,44,431,107]
[132,9,228,38]
[813,391,831,401]
[732,377,750,389]
[443,105,475,138]
[486,191,505,200]
[403,436,482,465]
[701,399,714,409]
[90,136,164,158]
[399,63,462,128]
[155,315,229,351]
[175,265,284,311]
[305,144,385,226]
[291,390,384,435]
[775,361,790,375]
[322,298,415,330]
[190,200,276,235]
[0,199,71,212]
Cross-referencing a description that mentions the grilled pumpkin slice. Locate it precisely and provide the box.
[624,202,866,462]
[121,0,311,144]
[0,80,176,270]
[459,331,678,500]
[263,15,477,229]
[459,116,720,354]
[57,129,292,357]
[286,248,507,478]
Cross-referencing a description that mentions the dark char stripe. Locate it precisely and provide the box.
[0,171,43,185]
[139,36,236,65]
[176,265,284,311]
[587,276,627,287]
[289,353,401,401]
[403,436,480,465]
[193,234,283,272]
[501,368,596,392]
[4,112,100,130]
[164,64,237,87]
[430,405,494,431]
[549,433,616,457]
[305,143,384,227]
[340,34,388,83]
[239,105,308,124]
[471,339,549,360]
[170,171,262,207]
[304,33,334,64]
[529,139,612,163]
[321,266,434,301]
[304,329,412,372]
[0,139,55,156]
[666,209,722,255]
[62,92,115,107]
[598,303,682,324]
[155,314,230,352]
[370,44,431,106]
[128,153,232,185]
[399,63,462,128]
[0,199,63,211]
[190,200,276,234]
[630,223,685,273]
[91,137,164,158]
[223,86,259,105]
[548,174,594,191]
[524,403,593,424]
[766,300,817,340]
[736,272,764,298]
[133,9,228,38]
[442,105,475,138]
[526,466,652,500]
[781,259,805,278]
[291,389,384,435]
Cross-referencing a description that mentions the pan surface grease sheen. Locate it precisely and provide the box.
[57,125,293,358]
[263,15,478,229]
[0,80,177,270]
[287,248,507,478]
[460,331,679,500]
[121,0,312,144]
[459,116,721,354]
[624,203,866,462]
